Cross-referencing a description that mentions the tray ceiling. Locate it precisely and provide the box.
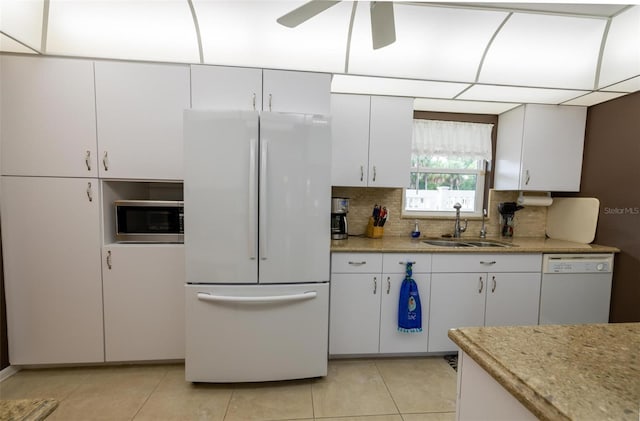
[1,1,638,113]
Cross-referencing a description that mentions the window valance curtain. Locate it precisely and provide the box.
[412,119,493,161]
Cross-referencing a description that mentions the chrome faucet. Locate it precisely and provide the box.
[453,202,468,238]
[480,209,487,239]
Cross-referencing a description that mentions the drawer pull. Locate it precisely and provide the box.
[348,261,367,265]
[399,261,416,265]
[386,276,391,294]
[373,277,377,294]
[480,261,496,265]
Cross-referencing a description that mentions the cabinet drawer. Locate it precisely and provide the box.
[331,253,383,273]
[382,253,431,273]
[432,253,542,273]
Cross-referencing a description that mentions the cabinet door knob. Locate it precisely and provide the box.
[86,182,93,202]
[373,277,377,294]
[102,151,109,171]
[85,150,92,171]
[478,276,484,293]
[106,250,112,270]
[491,275,497,293]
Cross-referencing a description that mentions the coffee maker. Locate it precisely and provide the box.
[331,197,349,240]
[498,202,524,237]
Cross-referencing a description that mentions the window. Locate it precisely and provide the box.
[403,119,493,217]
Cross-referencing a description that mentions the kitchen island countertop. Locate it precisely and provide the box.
[330,235,619,254]
[448,323,640,421]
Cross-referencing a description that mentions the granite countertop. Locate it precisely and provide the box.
[331,236,619,254]
[0,398,58,421]
[448,323,640,421]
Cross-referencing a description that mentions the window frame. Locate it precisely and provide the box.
[404,113,497,219]
[403,158,487,218]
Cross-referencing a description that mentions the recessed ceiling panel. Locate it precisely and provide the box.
[562,91,628,106]
[47,0,199,63]
[413,97,519,114]
[459,84,588,104]
[194,0,350,73]
[601,75,640,93]
[458,3,628,18]
[0,0,43,51]
[598,6,640,89]
[0,33,37,54]
[348,3,507,82]
[332,74,468,98]
[479,13,606,89]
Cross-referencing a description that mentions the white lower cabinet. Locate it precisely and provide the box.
[102,244,185,362]
[379,255,430,354]
[330,254,383,355]
[1,176,104,364]
[428,254,542,353]
[429,273,486,353]
[330,253,431,355]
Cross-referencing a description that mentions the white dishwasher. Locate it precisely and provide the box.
[539,254,614,325]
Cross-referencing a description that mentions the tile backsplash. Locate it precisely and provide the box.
[331,187,547,239]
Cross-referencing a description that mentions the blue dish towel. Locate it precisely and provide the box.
[398,262,422,333]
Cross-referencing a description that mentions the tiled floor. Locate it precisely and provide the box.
[0,357,457,421]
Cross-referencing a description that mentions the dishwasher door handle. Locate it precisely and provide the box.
[197,291,317,304]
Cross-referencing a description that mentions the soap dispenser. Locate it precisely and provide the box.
[411,220,421,238]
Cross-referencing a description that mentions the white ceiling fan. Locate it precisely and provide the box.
[276,1,397,50]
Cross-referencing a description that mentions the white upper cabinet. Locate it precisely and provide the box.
[331,94,371,186]
[494,104,587,191]
[0,56,98,177]
[95,61,190,180]
[262,69,331,115]
[191,65,262,111]
[191,66,330,115]
[331,94,413,187]
[368,96,413,188]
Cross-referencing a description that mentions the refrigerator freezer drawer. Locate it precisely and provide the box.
[185,283,329,382]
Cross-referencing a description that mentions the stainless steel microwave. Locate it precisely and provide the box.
[115,200,184,243]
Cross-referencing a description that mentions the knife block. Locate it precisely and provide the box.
[366,217,384,239]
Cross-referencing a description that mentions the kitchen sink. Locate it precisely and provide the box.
[422,239,473,247]
[422,239,513,248]
[463,240,512,248]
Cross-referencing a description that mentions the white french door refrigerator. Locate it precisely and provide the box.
[183,110,331,382]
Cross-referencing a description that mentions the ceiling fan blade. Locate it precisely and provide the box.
[370,1,396,49]
[277,0,342,28]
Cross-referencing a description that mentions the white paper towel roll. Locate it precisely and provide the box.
[517,195,553,207]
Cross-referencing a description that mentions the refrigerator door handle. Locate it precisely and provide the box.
[259,139,268,260]
[249,137,258,260]
[196,291,317,304]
